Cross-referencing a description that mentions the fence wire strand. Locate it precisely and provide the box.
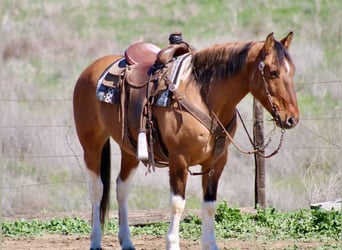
[2,81,341,190]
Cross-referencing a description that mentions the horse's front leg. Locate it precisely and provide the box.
[116,151,139,250]
[201,157,227,250]
[166,157,188,250]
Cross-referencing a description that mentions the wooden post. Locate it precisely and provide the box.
[253,98,266,208]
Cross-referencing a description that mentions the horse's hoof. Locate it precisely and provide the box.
[90,248,102,250]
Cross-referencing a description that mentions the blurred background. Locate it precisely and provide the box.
[2,0,341,217]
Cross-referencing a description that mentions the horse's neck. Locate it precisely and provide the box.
[196,42,261,124]
[181,74,248,127]
[208,76,249,124]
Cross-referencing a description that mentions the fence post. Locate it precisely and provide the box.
[253,98,266,208]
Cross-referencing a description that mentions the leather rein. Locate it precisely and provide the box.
[209,61,285,159]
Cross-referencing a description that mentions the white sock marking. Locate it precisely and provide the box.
[201,201,218,250]
[117,169,136,249]
[87,170,103,249]
[167,194,186,250]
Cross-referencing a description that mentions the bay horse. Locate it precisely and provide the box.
[73,32,299,250]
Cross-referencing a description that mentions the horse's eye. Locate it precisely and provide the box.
[270,70,278,78]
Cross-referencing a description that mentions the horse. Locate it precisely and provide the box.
[73,32,299,250]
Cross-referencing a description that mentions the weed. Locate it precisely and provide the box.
[3,201,340,244]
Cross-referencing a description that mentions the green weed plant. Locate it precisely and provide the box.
[3,201,340,245]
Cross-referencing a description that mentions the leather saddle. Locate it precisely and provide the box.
[124,41,193,128]
[124,41,192,88]
[99,37,193,162]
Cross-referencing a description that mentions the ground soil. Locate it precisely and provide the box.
[2,234,336,250]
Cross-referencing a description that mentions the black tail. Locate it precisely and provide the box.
[100,138,111,225]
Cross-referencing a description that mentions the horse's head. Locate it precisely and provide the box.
[250,32,299,129]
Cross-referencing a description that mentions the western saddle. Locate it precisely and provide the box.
[103,33,193,165]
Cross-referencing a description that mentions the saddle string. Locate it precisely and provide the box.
[145,74,156,175]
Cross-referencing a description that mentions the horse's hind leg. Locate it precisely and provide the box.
[82,136,110,250]
[116,150,139,250]
[87,164,103,250]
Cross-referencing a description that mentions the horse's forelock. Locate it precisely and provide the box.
[274,40,293,67]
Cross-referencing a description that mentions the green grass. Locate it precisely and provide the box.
[2,217,91,237]
[3,201,341,246]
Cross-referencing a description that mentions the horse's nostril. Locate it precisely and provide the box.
[286,116,297,127]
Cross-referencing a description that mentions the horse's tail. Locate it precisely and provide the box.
[100,138,111,225]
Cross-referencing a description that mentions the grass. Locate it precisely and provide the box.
[3,201,340,248]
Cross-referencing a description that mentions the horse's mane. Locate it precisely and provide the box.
[191,41,253,95]
[191,40,292,97]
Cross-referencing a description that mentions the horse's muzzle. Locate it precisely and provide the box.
[276,115,298,129]
[286,116,298,128]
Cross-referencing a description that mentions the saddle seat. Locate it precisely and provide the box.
[123,42,160,88]
[125,42,161,65]
[124,42,193,88]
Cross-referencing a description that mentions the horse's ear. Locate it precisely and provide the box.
[280,31,293,50]
[263,32,275,55]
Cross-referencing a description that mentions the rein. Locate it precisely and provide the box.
[211,60,286,158]
[211,110,285,159]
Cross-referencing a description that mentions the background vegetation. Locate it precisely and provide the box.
[2,0,341,217]
[3,202,341,248]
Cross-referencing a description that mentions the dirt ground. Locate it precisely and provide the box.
[2,234,336,250]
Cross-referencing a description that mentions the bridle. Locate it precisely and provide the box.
[211,59,285,159]
[258,61,282,125]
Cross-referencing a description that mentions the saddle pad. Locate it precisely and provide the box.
[96,58,126,104]
[168,53,192,91]
[107,57,127,76]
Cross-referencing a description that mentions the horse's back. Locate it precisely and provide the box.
[74,55,121,94]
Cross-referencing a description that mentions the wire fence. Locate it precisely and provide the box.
[2,80,341,215]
